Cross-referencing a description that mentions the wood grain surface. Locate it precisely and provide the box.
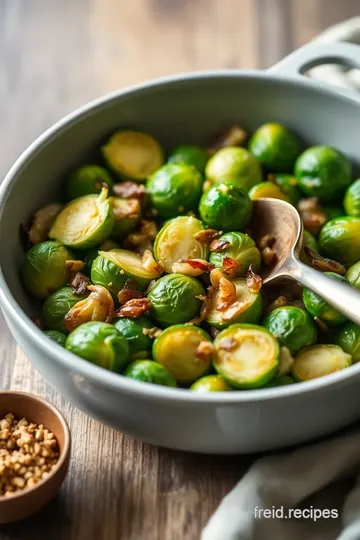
[0,1,359,538]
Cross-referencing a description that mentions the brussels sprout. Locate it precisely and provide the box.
[101,130,164,181]
[209,232,261,276]
[248,181,290,202]
[65,165,114,201]
[263,306,317,354]
[108,197,141,239]
[168,145,208,173]
[190,375,232,392]
[124,360,177,387]
[248,123,300,172]
[344,178,360,217]
[213,324,280,389]
[270,174,302,205]
[114,316,155,359]
[43,330,67,347]
[295,146,352,201]
[22,241,73,298]
[146,163,203,219]
[335,322,360,363]
[263,375,295,388]
[205,147,262,191]
[154,216,209,273]
[318,217,360,267]
[302,272,348,326]
[147,274,205,327]
[153,325,212,383]
[66,321,129,372]
[346,261,360,289]
[302,230,318,253]
[199,182,252,231]
[82,240,119,276]
[323,206,344,221]
[292,344,352,382]
[206,278,263,329]
[42,287,89,332]
[49,186,114,249]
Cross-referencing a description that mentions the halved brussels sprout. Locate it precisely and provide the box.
[248,123,300,172]
[146,163,203,219]
[168,145,208,173]
[190,374,232,392]
[42,287,89,332]
[114,315,155,359]
[302,230,318,253]
[22,241,73,298]
[248,181,290,202]
[213,324,280,389]
[344,178,360,217]
[101,130,164,181]
[205,147,262,191]
[124,360,176,387]
[346,261,360,289]
[108,196,141,239]
[270,174,302,205]
[66,321,129,372]
[302,272,348,326]
[153,216,209,273]
[147,274,205,327]
[206,278,263,329]
[335,322,360,363]
[318,217,360,267]
[82,240,119,276]
[153,325,212,383]
[263,375,295,388]
[263,306,317,354]
[292,344,352,382]
[49,186,114,249]
[43,330,67,347]
[209,232,261,276]
[199,182,252,231]
[295,146,352,201]
[65,165,114,201]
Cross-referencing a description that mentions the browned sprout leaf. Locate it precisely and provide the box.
[115,298,152,318]
[64,285,114,332]
[246,265,263,293]
[304,247,346,275]
[193,229,222,243]
[112,181,145,199]
[71,272,91,295]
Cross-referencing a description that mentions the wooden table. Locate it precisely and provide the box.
[0,1,359,538]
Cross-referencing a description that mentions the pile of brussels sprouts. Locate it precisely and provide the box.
[20,123,360,392]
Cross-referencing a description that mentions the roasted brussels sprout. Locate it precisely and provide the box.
[124,360,176,387]
[49,185,114,249]
[22,241,73,298]
[249,123,300,172]
[82,240,119,276]
[270,174,302,205]
[213,324,279,388]
[153,325,212,383]
[205,147,262,191]
[344,178,360,217]
[190,374,232,392]
[302,230,318,253]
[263,306,317,354]
[43,330,67,347]
[114,316,155,359]
[318,217,360,267]
[346,261,360,289]
[42,287,89,332]
[167,145,208,173]
[108,197,141,239]
[101,130,163,181]
[66,321,129,372]
[295,146,352,201]
[335,322,360,363]
[147,274,205,327]
[146,163,203,219]
[63,285,114,332]
[302,272,348,325]
[199,182,252,231]
[292,344,352,382]
[209,232,261,276]
[264,375,295,388]
[248,181,290,202]
[65,165,114,201]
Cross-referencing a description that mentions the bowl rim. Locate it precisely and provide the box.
[1,68,360,404]
[0,391,70,502]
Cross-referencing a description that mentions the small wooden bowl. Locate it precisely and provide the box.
[0,391,71,523]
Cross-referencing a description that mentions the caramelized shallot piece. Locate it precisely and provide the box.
[217,277,237,311]
[246,266,262,293]
[195,341,214,362]
[141,250,163,275]
[64,285,114,332]
[172,259,214,277]
[117,279,143,305]
[70,272,91,295]
[112,181,145,199]
[222,256,242,277]
[304,247,346,275]
[115,298,152,318]
[193,229,222,243]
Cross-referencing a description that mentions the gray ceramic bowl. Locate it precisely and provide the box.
[1,42,360,454]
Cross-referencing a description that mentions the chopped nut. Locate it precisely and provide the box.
[117,279,143,305]
[70,272,91,295]
[210,268,226,288]
[208,125,247,154]
[262,247,276,266]
[172,259,214,277]
[195,341,214,362]
[112,181,145,199]
[126,220,158,254]
[219,337,237,351]
[142,327,162,339]
[64,284,114,332]
[141,250,163,275]
[222,256,242,277]
[65,260,85,273]
[304,247,346,275]
[246,265,262,293]
[210,239,230,252]
[115,298,152,318]
[193,229,222,243]
[258,234,275,250]
[217,277,236,311]
[110,198,140,220]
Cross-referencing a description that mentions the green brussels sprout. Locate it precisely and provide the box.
[22,241,73,298]
[213,324,280,389]
[42,287,89,332]
[82,240,119,276]
[248,123,300,172]
[66,321,129,372]
[209,232,261,276]
[302,272,348,326]
[292,344,352,382]
[147,274,205,327]
[346,261,360,289]
[123,360,177,387]
[167,145,208,173]
[323,206,344,221]
[108,197,141,239]
[294,146,352,202]
[205,147,262,191]
[146,163,203,219]
[199,182,252,231]
[335,322,360,363]
[206,278,263,329]
[318,217,360,267]
[248,181,290,202]
[263,375,295,388]
[344,178,360,217]
[263,306,317,354]
[43,330,67,347]
[65,165,114,201]
[154,216,209,273]
[49,185,114,249]
[101,130,164,181]
[190,375,232,392]
[114,316,155,359]
[302,230,318,253]
[153,325,212,383]
[270,174,302,205]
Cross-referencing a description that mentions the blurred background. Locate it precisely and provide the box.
[0,0,359,383]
